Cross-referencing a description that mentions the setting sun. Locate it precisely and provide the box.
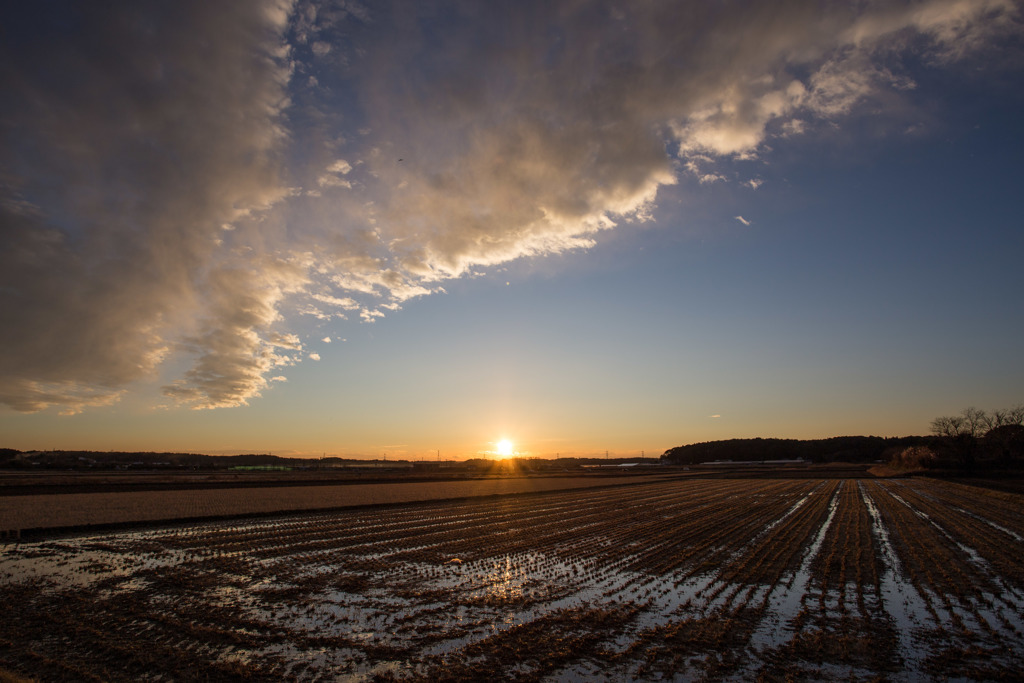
[495,439,514,457]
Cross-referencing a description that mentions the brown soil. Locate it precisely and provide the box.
[1,478,1020,681]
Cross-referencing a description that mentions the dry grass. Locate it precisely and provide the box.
[0,669,35,683]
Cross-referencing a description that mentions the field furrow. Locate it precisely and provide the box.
[2,476,1022,681]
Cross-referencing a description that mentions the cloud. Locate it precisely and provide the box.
[2,0,1020,414]
[268,332,303,350]
[735,216,752,227]
[684,158,728,184]
[1,0,294,413]
[674,79,808,157]
[326,160,352,174]
[842,0,1019,57]
[163,260,309,409]
[0,381,126,417]
[665,1,1017,162]
[312,293,360,310]
[317,174,352,188]
[294,0,1018,304]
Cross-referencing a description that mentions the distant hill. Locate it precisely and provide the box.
[660,436,929,466]
[0,449,368,470]
[0,449,654,471]
[1,437,936,471]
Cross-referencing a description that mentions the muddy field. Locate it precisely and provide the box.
[1,477,1022,681]
[0,475,661,533]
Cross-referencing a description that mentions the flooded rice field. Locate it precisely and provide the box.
[2,477,1022,681]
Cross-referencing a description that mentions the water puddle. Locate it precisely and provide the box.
[4,479,1020,681]
[747,485,840,654]
[884,485,1024,639]
[860,482,932,678]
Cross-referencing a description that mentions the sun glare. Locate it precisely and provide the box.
[496,439,514,457]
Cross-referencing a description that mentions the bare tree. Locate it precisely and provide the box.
[930,414,969,438]
[931,408,986,470]
[984,409,1009,431]
[985,404,1024,463]
[931,405,1024,469]
[962,407,989,437]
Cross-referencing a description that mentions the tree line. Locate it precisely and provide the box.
[929,405,1024,471]
[660,436,922,466]
[660,404,1024,473]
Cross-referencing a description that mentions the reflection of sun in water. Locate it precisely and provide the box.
[496,439,514,457]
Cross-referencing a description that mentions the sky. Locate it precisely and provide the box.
[1,0,1023,460]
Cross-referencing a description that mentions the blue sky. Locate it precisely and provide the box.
[1,1,1022,458]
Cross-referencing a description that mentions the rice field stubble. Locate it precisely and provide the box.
[1,477,1022,681]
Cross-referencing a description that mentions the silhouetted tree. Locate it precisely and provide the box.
[982,405,1024,464]
[931,409,984,471]
[930,405,1024,471]
[660,436,913,466]
[986,424,1024,463]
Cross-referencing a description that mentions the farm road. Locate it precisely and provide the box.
[0,474,665,533]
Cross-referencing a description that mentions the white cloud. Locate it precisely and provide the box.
[781,120,806,137]
[298,305,340,320]
[322,336,332,343]
[2,0,1019,415]
[317,174,352,188]
[674,79,807,158]
[684,159,727,184]
[666,0,1018,175]
[268,333,303,350]
[316,159,355,188]
[806,55,915,118]
[308,352,321,361]
[163,261,309,409]
[0,381,125,416]
[1,0,295,413]
[842,0,1019,57]
[312,293,360,310]
[360,308,385,322]
[326,159,352,174]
